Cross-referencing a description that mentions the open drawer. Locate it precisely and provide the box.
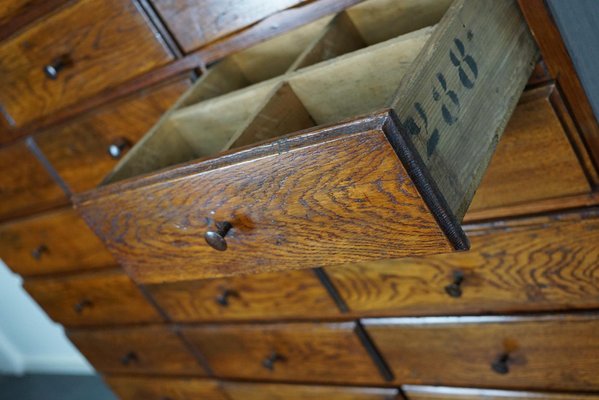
[74,0,538,283]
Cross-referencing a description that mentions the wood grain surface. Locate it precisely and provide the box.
[403,385,599,400]
[223,382,399,400]
[0,0,68,42]
[105,376,228,400]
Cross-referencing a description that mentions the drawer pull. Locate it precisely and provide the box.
[107,137,131,159]
[444,270,464,298]
[31,244,49,260]
[491,352,510,374]
[43,55,72,80]
[120,351,139,366]
[73,299,93,314]
[204,221,232,251]
[261,352,285,371]
[215,289,240,306]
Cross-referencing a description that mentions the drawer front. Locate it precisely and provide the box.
[364,314,599,390]
[182,322,383,384]
[146,269,339,322]
[403,385,599,400]
[23,269,162,327]
[0,0,67,42]
[35,78,191,194]
[105,376,228,400]
[0,140,68,221]
[0,207,114,276]
[0,0,173,127]
[68,326,206,375]
[326,216,599,316]
[223,382,399,400]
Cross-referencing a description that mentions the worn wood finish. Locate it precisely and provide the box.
[105,376,228,400]
[364,314,599,390]
[75,113,460,283]
[0,207,114,276]
[34,78,191,194]
[146,269,339,322]
[23,269,162,327]
[68,326,206,376]
[403,385,599,400]
[391,0,538,220]
[182,322,383,384]
[0,0,173,128]
[326,214,599,316]
[0,140,68,222]
[223,382,399,400]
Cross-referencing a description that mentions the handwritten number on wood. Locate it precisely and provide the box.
[450,38,478,89]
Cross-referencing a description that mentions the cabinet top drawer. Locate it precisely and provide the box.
[0,0,173,128]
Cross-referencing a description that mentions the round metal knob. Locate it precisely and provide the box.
[73,299,93,314]
[444,270,464,298]
[491,352,510,374]
[43,55,71,80]
[107,137,131,159]
[204,221,232,251]
[31,244,49,260]
[120,351,139,366]
[261,352,285,371]
[215,289,240,307]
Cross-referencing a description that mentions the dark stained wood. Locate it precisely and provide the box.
[403,385,599,400]
[182,322,383,384]
[223,382,399,400]
[326,214,599,317]
[23,269,163,327]
[518,0,599,173]
[0,140,68,222]
[35,78,191,193]
[105,376,228,400]
[0,207,114,276]
[526,60,551,87]
[364,314,599,390]
[0,0,173,128]
[74,113,457,283]
[146,269,339,322]
[0,0,69,42]
[68,326,207,376]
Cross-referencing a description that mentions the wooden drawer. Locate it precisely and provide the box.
[403,385,599,400]
[0,0,67,42]
[23,269,162,327]
[146,269,340,322]
[363,314,599,390]
[68,326,206,376]
[105,376,228,400]
[181,322,384,384]
[0,0,173,128]
[0,140,68,221]
[325,212,599,316]
[223,382,399,400]
[0,207,114,276]
[75,0,537,282]
[34,78,192,194]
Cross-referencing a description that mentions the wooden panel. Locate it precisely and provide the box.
[35,78,191,193]
[182,322,383,384]
[326,213,599,317]
[364,314,599,390]
[0,0,68,42]
[0,207,114,276]
[403,385,599,400]
[23,269,162,327]
[468,85,590,213]
[0,140,67,221]
[68,326,206,375]
[146,269,339,322]
[0,0,173,127]
[223,382,399,400]
[152,0,305,53]
[105,376,228,400]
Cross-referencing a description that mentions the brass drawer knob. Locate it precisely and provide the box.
[31,244,49,261]
[215,289,240,307]
[491,352,510,374]
[120,351,139,366]
[204,221,232,251]
[107,137,131,159]
[43,55,72,80]
[73,299,93,314]
[444,270,464,298]
[261,352,285,371]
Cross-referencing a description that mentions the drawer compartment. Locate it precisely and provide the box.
[181,322,384,384]
[0,0,173,127]
[75,0,537,281]
[105,376,228,400]
[146,269,340,322]
[363,314,599,390]
[23,269,162,327]
[68,326,206,375]
[223,382,399,400]
[403,385,599,400]
[0,207,114,276]
[325,213,599,316]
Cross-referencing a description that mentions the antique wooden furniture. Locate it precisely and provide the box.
[1,0,599,399]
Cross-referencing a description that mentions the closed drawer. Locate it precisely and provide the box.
[105,376,228,400]
[0,0,173,127]
[325,213,599,316]
[35,78,192,194]
[363,314,599,390]
[146,269,339,322]
[0,0,67,42]
[0,140,68,221]
[223,382,399,400]
[403,385,599,400]
[68,326,206,375]
[182,322,384,384]
[23,269,162,327]
[0,207,114,276]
